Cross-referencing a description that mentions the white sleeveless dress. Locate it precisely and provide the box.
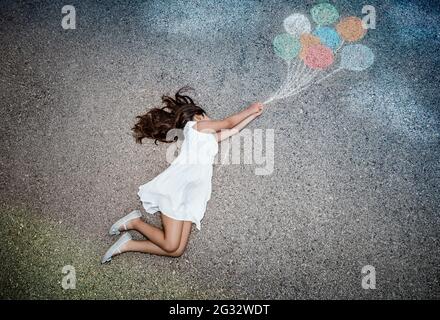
[137,121,218,230]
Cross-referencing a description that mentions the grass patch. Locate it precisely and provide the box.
[0,205,230,299]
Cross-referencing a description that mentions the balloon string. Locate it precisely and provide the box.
[264,60,292,104]
[286,71,322,97]
[280,67,342,100]
[287,61,305,89]
[276,69,320,100]
[314,67,342,86]
[280,60,297,96]
[291,59,305,82]
[268,61,296,101]
[290,67,341,97]
[288,66,319,94]
[265,58,302,104]
[290,59,301,79]
[280,60,310,98]
[274,70,317,101]
[296,64,314,86]
[264,67,343,105]
[335,40,345,54]
[264,65,315,105]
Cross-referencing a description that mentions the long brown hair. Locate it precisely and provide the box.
[132,87,206,144]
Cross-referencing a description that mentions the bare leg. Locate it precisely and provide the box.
[120,221,192,257]
[126,214,183,252]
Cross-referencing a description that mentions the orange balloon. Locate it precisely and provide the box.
[336,16,366,42]
[299,33,320,60]
[300,33,321,47]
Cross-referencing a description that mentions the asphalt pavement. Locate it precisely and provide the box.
[0,0,439,299]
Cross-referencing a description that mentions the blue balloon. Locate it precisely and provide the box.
[340,44,375,71]
[313,27,341,50]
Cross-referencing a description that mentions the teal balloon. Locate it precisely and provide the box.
[273,33,301,61]
[311,3,339,26]
[340,44,375,71]
[313,26,341,50]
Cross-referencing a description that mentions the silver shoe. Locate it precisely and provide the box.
[109,210,142,235]
[101,232,132,264]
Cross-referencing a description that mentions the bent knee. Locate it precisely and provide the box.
[162,240,180,253]
[169,247,186,257]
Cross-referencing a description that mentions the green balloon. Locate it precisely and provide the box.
[311,3,339,26]
[273,33,300,61]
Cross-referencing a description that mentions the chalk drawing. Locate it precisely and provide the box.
[264,3,375,105]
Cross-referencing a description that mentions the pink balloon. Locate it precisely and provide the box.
[304,44,334,70]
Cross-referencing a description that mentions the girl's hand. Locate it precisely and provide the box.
[255,106,264,117]
[216,105,264,142]
[248,102,264,114]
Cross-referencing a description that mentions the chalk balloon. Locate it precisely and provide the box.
[313,27,341,51]
[304,44,334,70]
[283,14,311,37]
[336,16,367,42]
[273,33,301,61]
[299,33,321,60]
[340,44,375,71]
[311,3,339,26]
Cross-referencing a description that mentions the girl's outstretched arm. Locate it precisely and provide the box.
[215,108,263,142]
[195,102,264,133]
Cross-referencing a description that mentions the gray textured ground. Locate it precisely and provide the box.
[1,0,439,299]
